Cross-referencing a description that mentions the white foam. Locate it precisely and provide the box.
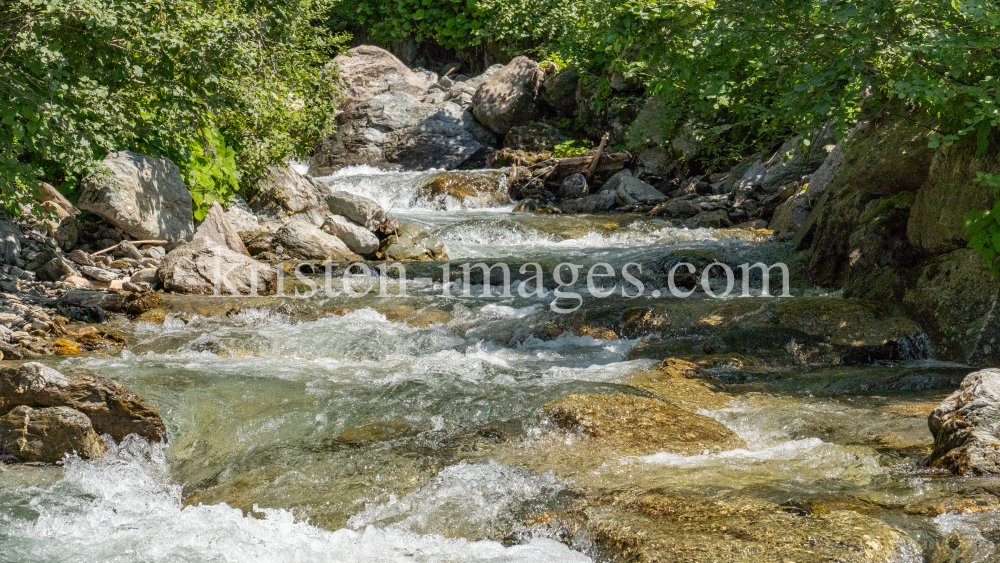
[0,439,591,563]
[639,438,828,467]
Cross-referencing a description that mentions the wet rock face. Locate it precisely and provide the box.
[416,174,509,209]
[0,405,105,463]
[0,362,166,443]
[77,151,195,243]
[541,393,745,456]
[579,494,916,563]
[927,369,1000,475]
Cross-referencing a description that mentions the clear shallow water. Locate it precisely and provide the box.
[0,167,996,562]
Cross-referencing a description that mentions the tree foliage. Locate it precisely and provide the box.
[0,0,344,214]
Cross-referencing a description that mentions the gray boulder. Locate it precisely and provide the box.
[769,191,810,235]
[322,216,379,256]
[77,151,195,242]
[158,238,278,295]
[562,174,588,199]
[194,201,249,255]
[613,177,666,206]
[309,92,485,175]
[274,221,361,261]
[59,289,125,311]
[541,66,579,115]
[333,45,435,109]
[928,369,1000,474]
[248,165,332,231]
[599,169,633,193]
[327,191,387,231]
[471,56,544,136]
[377,222,448,261]
[36,256,78,282]
[222,195,260,233]
[559,191,616,214]
[0,405,105,463]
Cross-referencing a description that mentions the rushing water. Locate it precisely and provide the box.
[0,167,997,562]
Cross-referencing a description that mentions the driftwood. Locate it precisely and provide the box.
[91,240,168,257]
[585,133,610,180]
[508,148,632,200]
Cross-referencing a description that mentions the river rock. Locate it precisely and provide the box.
[907,141,998,254]
[612,176,666,206]
[0,362,166,442]
[415,173,509,209]
[39,182,80,217]
[309,92,485,175]
[927,369,1000,474]
[113,240,144,261]
[0,219,22,263]
[194,201,249,256]
[36,256,78,282]
[222,195,259,234]
[578,493,916,563]
[59,289,125,311]
[80,266,118,282]
[559,191,617,214]
[130,268,159,286]
[333,45,434,109]
[274,221,361,261]
[67,249,95,267]
[327,191,387,231]
[158,238,279,295]
[540,66,579,115]
[248,166,332,231]
[651,198,702,219]
[471,56,544,136]
[562,174,588,199]
[376,222,448,261]
[542,393,745,456]
[77,151,195,243]
[321,216,379,256]
[0,405,105,463]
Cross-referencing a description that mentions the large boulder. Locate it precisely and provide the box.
[928,369,1000,474]
[0,362,166,442]
[248,166,332,231]
[846,114,936,196]
[471,56,544,136]
[540,66,579,115]
[559,191,617,214]
[907,141,998,254]
[902,249,1000,365]
[333,45,434,109]
[327,191,387,231]
[222,195,260,234]
[607,176,666,206]
[77,151,195,242]
[0,405,105,463]
[376,222,448,261]
[158,238,279,295]
[309,92,484,175]
[274,221,361,261]
[194,201,248,255]
[321,216,379,256]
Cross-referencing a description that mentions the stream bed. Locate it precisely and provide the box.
[1,167,998,562]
